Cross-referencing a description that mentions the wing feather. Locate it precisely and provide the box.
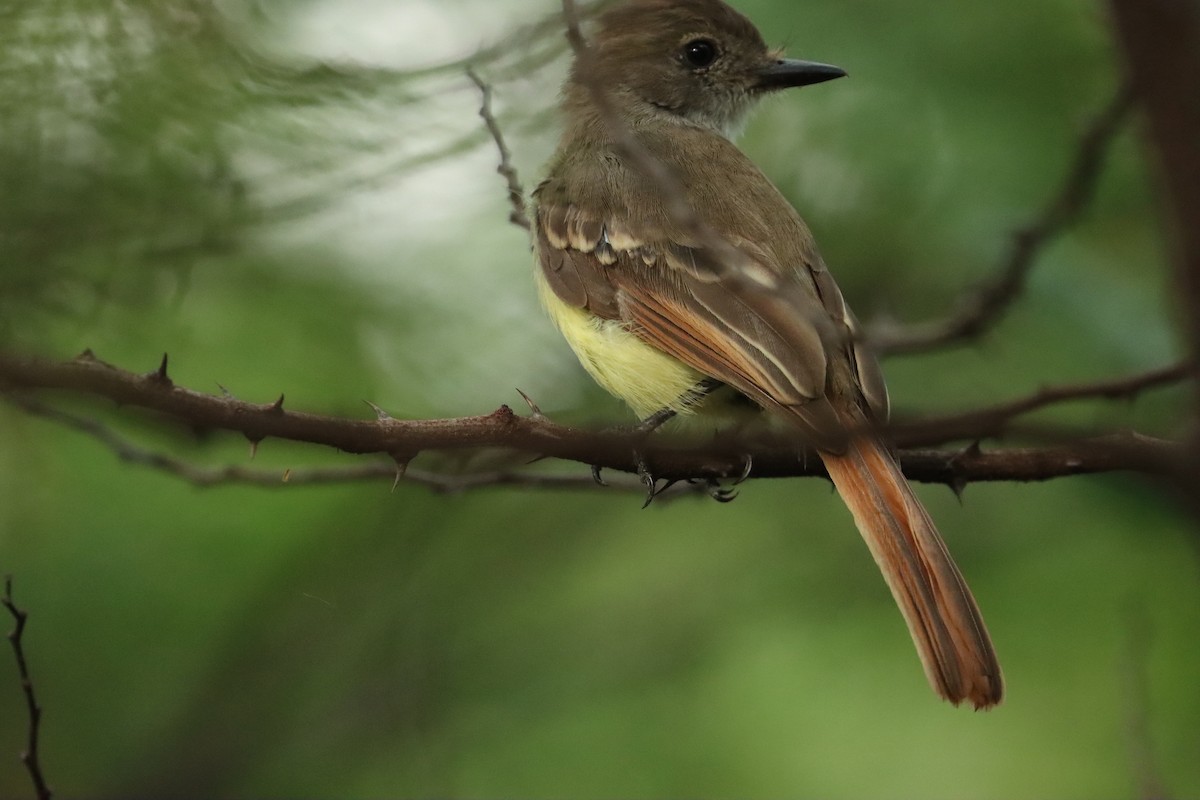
[534,201,857,441]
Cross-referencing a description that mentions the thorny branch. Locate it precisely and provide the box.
[868,85,1136,356]
[11,394,707,497]
[0,351,1185,490]
[4,390,1174,493]
[2,577,53,800]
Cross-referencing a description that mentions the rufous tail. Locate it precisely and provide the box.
[820,435,1003,709]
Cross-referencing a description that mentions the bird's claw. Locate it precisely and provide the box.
[636,451,662,508]
[688,477,739,503]
[690,454,752,503]
[591,451,665,506]
[732,453,753,485]
[708,481,740,502]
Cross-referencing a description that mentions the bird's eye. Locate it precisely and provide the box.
[682,39,719,68]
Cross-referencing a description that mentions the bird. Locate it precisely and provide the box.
[531,0,1003,709]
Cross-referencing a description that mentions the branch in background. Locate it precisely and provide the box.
[1109,4,1200,363]
[467,67,530,231]
[0,351,1184,488]
[869,86,1135,356]
[1109,0,1200,517]
[2,577,53,800]
[893,361,1192,447]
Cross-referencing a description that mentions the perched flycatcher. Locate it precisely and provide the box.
[532,0,1002,709]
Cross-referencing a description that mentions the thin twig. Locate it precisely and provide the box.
[2,577,53,800]
[466,67,530,231]
[893,361,1192,447]
[869,85,1136,356]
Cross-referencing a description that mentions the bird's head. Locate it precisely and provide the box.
[572,0,845,136]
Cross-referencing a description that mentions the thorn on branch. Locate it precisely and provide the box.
[945,441,982,501]
[267,394,285,413]
[390,454,411,493]
[364,400,392,421]
[515,388,547,421]
[148,353,171,386]
[74,348,110,368]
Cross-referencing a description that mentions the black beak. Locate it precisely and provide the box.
[755,59,847,91]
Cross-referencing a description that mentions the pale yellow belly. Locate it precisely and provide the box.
[534,266,706,419]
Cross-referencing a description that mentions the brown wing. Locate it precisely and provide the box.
[535,199,864,443]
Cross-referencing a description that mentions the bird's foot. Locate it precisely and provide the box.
[685,452,752,503]
[590,405,679,493]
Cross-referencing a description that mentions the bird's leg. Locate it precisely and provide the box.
[633,405,678,434]
[593,378,725,505]
[634,377,724,434]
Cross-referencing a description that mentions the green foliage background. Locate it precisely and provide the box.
[1,0,1197,797]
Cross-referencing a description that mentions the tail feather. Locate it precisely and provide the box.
[820,435,1003,709]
